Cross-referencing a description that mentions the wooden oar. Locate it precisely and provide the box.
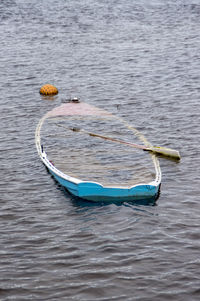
[70,127,181,160]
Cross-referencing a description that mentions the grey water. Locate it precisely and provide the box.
[0,0,200,300]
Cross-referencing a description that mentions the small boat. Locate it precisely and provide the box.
[35,101,161,203]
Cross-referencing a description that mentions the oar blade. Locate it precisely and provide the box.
[149,146,181,160]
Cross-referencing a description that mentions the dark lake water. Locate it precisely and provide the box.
[1,0,200,300]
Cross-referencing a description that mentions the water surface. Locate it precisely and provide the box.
[0,0,200,300]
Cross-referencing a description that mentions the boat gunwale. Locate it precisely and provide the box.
[35,102,161,191]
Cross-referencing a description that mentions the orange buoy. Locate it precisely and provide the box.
[40,84,58,95]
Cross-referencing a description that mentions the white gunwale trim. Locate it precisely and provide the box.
[35,104,161,190]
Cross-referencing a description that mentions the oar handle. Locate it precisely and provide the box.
[87,131,145,150]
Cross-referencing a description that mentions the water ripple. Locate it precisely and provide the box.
[0,0,200,300]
